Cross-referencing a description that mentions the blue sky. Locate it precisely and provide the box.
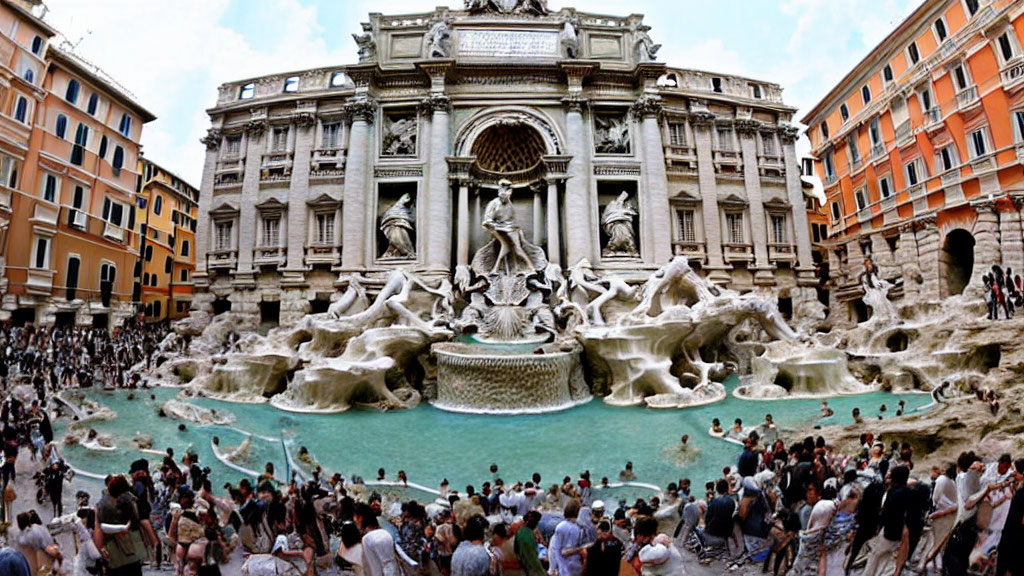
[42,0,920,185]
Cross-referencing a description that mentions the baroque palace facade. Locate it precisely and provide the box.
[194,1,817,329]
[804,0,1024,321]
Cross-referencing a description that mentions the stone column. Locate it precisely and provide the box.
[340,98,375,272]
[234,119,266,288]
[967,200,1001,299]
[564,97,594,266]
[780,126,816,286]
[532,185,544,245]
[634,95,673,265]
[897,223,921,302]
[546,179,561,265]
[423,95,452,275]
[456,179,471,267]
[691,110,730,284]
[736,119,772,284]
[999,198,1023,274]
[283,114,316,281]
[914,217,941,301]
[195,127,222,288]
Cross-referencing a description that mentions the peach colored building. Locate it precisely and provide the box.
[803,0,1024,322]
[136,158,198,322]
[0,0,155,327]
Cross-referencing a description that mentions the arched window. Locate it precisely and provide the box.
[112,146,124,175]
[55,114,67,139]
[118,113,132,137]
[239,83,255,99]
[23,69,33,83]
[65,79,80,104]
[154,195,162,215]
[30,35,42,55]
[14,97,27,123]
[98,135,108,159]
[71,124,89,165]
[87,93,98,115]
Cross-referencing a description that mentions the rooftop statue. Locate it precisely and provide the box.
[635,25,661,62]
[427,18,451,59]
[465,0,549,15]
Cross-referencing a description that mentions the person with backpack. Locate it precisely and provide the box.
[737,476,773,560]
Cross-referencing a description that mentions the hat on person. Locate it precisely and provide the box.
[592,500,605,511]
[271,534,288,554]
[129,459,149,475]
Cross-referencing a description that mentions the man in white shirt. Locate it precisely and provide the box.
[356,503,401,576]
[918,463,958,572]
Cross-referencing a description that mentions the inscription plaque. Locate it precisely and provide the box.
[457,30,559,58]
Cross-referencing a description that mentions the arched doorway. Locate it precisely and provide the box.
[940,228,975,297]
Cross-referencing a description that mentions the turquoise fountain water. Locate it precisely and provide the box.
[57,377,931,502]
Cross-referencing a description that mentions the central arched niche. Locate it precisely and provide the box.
[940,228,975,297]
[470,123,547,175]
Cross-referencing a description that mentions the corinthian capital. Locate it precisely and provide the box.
[200,128,222,151]
[345,97,378,124]
[418,94,452,114]
[630,94,662,119]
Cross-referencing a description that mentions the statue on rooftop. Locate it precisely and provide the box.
[465,0,548,15]
[427,18,451,59]
[635,25,661,63]
[353,33,376,63]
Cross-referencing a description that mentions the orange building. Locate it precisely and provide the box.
[0,0,155,328]
[136,158,198,322]
[803,0,1024,321]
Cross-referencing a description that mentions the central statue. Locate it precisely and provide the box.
[472,179,547,277]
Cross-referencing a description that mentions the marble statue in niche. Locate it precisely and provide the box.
[427,19,451,59]
[380,194,416,259]
[601,191,639,258]
[635,25,661,62]
[383,115,417,156]
[482,180,534,275]
[594,115,631,154]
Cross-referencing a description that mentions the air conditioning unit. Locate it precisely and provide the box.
[71,210,86,229]
[103,223,125,242]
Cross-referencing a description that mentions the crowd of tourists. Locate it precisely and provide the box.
[0,321,1020,576]
[984,265,1023,320]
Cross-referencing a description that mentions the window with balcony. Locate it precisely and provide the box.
[284,76,299,92]
[907,41,921,65]
[118,113,132,138]
[321,123,340,149]
[934,17,948,43]
[215,221,233,251]
[919,87,934,113]
[55,114,67,139]
[1014,109,1024,142]
[824,151,837,182]
[969,127,989,158]
[32,237,49,269]
[271,127,288,152]
[314,212,335,245]
[840,103,850,122]
[997,31,1019,63]
[668,122,687,147]
[14,96,27,123]
[953,62,972,92]
[861,85,872,105]
[869,116,883,154]
[260,216,280,247]
[65,256,79,301]
[715,126,734,151]
[65,79,80,104]
[41,173,58,202]
[854,188,867,211]
[726,212,745,244]
[831,202,841,221]
[239,83,255,100]
[676,209,696,243]
[878,175,893,199]
[87,93,98,116]
[847,133,861,168]
[770,214,788,244]
[904,158,925,186]
[762,133,777,156]
[225,136,242,156]
[937,144,959,171]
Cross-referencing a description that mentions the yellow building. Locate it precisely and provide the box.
[136,158,198,322]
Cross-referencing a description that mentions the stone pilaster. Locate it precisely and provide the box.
[340,97,375,272]
[691,110,729,284]
[424,95,452,275]
[283,112,316,281]
[195,127,221,287]
[633,95,673,265]
[235,119,266,288]
[736,119,772,284]
[914,217,941,301]
[780,125,816,285]
[546,179,561,265]
[564,97,595,266]
[999,199,1023,275]
[967,200,1000,299]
